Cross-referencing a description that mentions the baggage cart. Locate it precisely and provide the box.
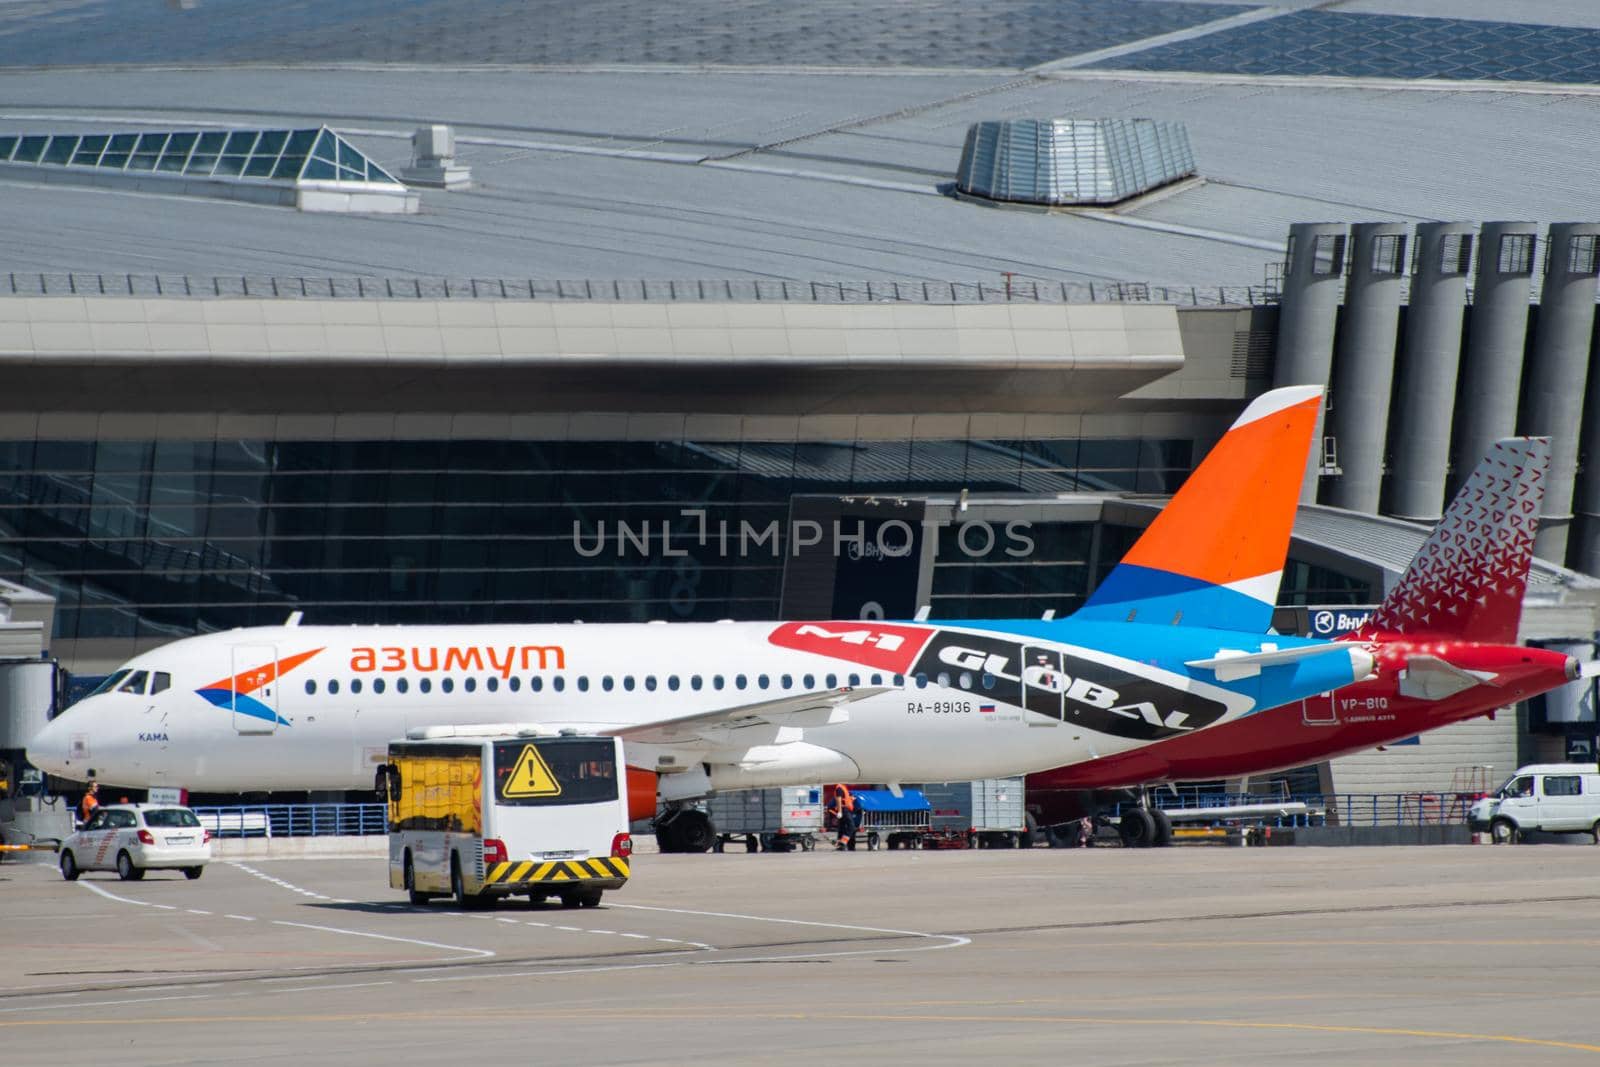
[852,789,931,850]
[920,778,1031,848]
[707,786,824,853]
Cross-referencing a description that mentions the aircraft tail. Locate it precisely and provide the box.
[1072,385,1323,632]
[1358,437,1550,644]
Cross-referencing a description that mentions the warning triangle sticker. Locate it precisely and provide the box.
[503,744,563,798]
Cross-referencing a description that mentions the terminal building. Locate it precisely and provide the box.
[3,0,1600,802]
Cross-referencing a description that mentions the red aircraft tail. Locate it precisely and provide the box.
[1357,438,1550,644]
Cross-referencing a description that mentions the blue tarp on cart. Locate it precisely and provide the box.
[852,789,930,813]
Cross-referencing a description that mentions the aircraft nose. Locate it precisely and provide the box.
[25,714,71,777]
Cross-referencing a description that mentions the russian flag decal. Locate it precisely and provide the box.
[979,704,996,713]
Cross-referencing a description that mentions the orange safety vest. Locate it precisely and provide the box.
[79,793,98,823]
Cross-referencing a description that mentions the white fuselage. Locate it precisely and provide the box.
[27,619,1359,794]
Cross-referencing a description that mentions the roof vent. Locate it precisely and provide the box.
[400,124,472,190]
[0,126,418,214]
[955,118,1196,207]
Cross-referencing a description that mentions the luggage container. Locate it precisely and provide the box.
[707,786,824,853]
[920,778,1031,848]
[853,788,931,850]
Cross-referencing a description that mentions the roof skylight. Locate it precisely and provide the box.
[0,126,418,213]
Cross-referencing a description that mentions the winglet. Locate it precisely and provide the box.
[1072,385,1323,632]
[1356,437,1550,644]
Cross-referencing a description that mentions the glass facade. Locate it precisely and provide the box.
[0,435,1195,642]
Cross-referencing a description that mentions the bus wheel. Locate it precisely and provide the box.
[404,853,431,905]
[578,890,603,908]
[451,855,486,909]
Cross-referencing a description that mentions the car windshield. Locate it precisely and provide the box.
[87,670,131,697]
[144,808,200,828]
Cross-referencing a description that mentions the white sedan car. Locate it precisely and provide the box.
[60,803,212,881]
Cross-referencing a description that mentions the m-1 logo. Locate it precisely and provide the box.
[767,622,931,674]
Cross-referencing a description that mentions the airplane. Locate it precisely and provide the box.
[27,385,1376,853]
[1024,437,1581,846]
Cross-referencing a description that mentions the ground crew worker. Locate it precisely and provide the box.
[829,785,858,851]
[78,781,99,826]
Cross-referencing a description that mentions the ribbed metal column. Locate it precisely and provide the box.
[1388,222,1475,522]
[1327,222,1407,513]
[1526,223,1600,563]
[1451,221,1539,496]
[1274,222,1348,504]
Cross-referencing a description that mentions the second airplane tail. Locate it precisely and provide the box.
[1358,437,1550,644]
[1073,385,1323,633]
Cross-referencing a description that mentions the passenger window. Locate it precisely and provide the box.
[848,673,860,687]
[781,674,793,689]
[646,676,658,691]
[915,673,929,689]
[959,672,973,689]
[826,674,837,688]
[441,678,454,694]
[1506,776,1534,798]
[397,678,409,694]
[305,680,317,696]
[713,675,724,690]
[119,670,149,694]
[689,676,701,691]
[621,676,632,691]
[872,674,883,686]
[936,672,951,687]
[351,678,363,695]
[981,673,996,690]
[150,672,171,695]
[373,678,386,695]
[553,676,566,692]
[486,677,499,693]
[803,674,815,689]
[328,679,340,695]
[109,810,137,829]
[465,677,477,693]
[735,674,747,690]
[531,676,543,692]
[758,674,770,690]
[603,676,615,692]
[578,676,590,692]
[1545,775,1583,797]
[419,678,431,694]
[508,677,520,692]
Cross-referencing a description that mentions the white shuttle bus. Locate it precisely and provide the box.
[382,726,632,908]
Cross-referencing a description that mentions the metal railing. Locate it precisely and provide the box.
[1148,791,1482,828]
[192,803,388,838]
[1,271,1281,307]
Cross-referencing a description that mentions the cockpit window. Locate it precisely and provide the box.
[89,670,132,697]
[150,672,171,695]
[118,670,149,695]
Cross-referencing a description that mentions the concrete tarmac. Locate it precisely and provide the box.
[3,845,1600,1065]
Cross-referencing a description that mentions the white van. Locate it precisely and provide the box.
[381,727,632,908]
[1468,763,1600,844]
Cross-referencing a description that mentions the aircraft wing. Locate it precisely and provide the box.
[606,687,890,748]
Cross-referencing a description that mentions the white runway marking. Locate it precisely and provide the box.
[270,920,496,962]
[228,862,336,901]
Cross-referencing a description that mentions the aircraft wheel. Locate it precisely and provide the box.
[673,810,715,853]
[1150,807,1174,847]
[1118,809,1157,848]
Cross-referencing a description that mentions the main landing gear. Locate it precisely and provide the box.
[654,806,715,853]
